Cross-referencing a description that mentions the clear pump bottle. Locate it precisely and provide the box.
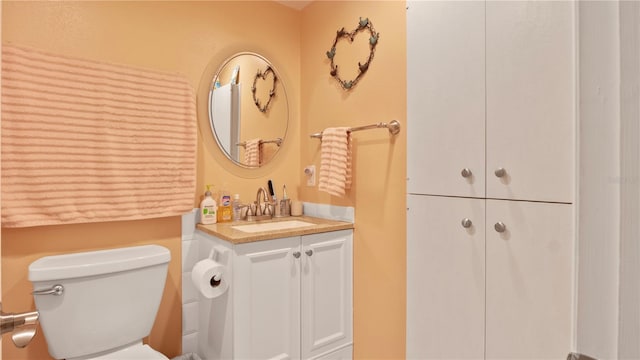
[232,194,242,221]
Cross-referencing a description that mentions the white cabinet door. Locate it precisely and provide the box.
[485,200,573,359]
[407,1,486,198]
[406,195,486,359]
[486,1,575,203]
[408,1,575,203]
[233,237,301,360]
[315,345,353,360]
[301,231,353,360]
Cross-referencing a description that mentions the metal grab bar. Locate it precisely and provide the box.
[309,120,401,139]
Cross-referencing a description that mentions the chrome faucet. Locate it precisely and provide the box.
[245,187,274,221]
[255,187,272,216]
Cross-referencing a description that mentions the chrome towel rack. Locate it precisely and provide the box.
[309,120,401,139]
[236,138,283,147]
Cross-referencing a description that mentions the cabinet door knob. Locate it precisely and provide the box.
[494,167,506,178]
[305,249,313,256]
[293,251,301,258]
[461,168,473,178]
[461,218,473,228]
[494,222,507,233]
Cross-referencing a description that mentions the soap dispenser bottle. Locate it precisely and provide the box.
[232,194,243,221]
[200,185,217,225]
[218,185,233,222]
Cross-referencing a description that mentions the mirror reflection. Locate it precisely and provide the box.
[208,52,288,168]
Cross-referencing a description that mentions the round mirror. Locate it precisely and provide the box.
[208,52,288,168]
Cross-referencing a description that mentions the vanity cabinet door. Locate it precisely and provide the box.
[407,1,486,198]
[301,230,353,360]
[233,236,301,360]
[406,195,486,359]
[485,200,573,360]
[485,1,574,203]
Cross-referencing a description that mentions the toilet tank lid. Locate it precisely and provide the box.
[28,245,171,282]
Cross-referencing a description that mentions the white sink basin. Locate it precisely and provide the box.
[232,220,315,233]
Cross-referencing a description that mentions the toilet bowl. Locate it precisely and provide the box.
[28,245,171,360]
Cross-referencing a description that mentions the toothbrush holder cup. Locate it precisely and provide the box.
[275,199,291,217]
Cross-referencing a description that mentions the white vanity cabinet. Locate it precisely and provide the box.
[407,195,573,359]
[234,230,353,360]
[196,228,353,360]
[232,236,301,360]
[407,0,574,203]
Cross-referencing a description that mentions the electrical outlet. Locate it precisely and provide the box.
[304,165,316,186]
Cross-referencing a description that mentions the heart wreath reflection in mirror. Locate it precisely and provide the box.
[326,17,379,91]
[251,65,278,113]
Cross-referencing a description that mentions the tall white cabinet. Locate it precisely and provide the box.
[407,1,574,203]
[407,1,575,359]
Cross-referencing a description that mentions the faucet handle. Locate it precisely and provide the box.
[264,202,273,216]
[246,202,256,216]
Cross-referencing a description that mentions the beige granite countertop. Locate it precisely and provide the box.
[196,216,354,244]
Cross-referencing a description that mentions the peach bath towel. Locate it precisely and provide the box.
[318,127,352,197]
[244,139,262,167]
[1,45,197,227]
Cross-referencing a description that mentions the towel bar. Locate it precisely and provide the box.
[309,120,401,139]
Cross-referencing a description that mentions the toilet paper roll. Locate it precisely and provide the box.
[191,259,228,299]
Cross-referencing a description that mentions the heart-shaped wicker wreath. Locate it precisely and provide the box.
[251,65,278,113]
[326,17,379,91]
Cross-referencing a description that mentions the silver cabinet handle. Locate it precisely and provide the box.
[305,250,313,256]
[494,222,507,233]
[494,168,506,178]
[32,284,64,296]
[461,218,472,228]
[292,251,301,259]
[461,168,472,178]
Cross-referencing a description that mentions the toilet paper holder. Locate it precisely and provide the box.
[191,246,230,299]
[0,302,39,348]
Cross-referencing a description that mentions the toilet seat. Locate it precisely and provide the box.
[85,343,168,360]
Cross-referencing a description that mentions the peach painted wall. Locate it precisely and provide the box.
[1,1,300,359]
[195,3,301,203]
[2,1,407,358]
[300,2,407,359]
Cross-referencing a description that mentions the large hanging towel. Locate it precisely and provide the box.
[1,45,197,227]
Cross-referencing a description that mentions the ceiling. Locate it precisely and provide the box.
[275,0,313,10]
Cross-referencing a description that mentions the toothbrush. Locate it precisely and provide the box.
[282,185,288,200]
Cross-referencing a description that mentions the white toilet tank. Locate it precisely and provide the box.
[28,245,171,360]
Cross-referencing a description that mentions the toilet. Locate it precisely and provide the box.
[28,245,171,360]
